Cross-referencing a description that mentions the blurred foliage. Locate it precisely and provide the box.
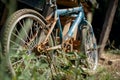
[1,0,17,16]
[0,49,90,80]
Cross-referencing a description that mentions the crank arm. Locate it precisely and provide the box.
[46,45,61,51]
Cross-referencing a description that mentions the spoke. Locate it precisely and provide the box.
[29,22,34,39]
[14,27,22,37]
[26,22,40,46]
[22,19,30,39]
[28,31,39,48]
[10,35,28,50]
[10,40,22,47]
[19,20,29,39]
[37,30,42,44]
[33,36,39,47]
[19,19,33,41]
[10,47,17,50]
[38,30,46,44]
[12,32,26,43]
[34,35,38,46]
[34,22,40,45]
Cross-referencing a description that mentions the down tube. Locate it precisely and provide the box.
[67,11,84,37]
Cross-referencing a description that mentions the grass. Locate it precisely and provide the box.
[107,49,120,54]
[97,51,120,80]
[1,51,120,80]
[0,49,90,80]
[1,40,120,80]
[85,61,120,80]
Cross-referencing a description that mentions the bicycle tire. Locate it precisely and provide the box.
[80,21,98,70]
[2,9,56,77]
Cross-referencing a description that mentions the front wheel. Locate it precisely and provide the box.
[80,21,98,71]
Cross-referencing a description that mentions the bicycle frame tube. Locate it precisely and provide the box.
[57,6,83,15]
[56,6,85,39]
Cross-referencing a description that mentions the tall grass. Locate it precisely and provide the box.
[0,48,90,80]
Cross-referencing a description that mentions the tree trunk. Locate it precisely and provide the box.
[98,0,118,57]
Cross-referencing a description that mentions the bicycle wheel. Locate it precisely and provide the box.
[2,9,56,78]
[80,21,98,70]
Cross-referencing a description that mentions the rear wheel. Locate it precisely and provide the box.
[2,9,56,78]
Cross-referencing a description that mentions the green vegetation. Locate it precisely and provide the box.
[1,50,120,80]
[0,50,90,80]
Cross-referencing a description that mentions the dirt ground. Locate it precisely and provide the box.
[98,52,120,79]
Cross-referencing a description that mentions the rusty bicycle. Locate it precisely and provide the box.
[1,0,98,78]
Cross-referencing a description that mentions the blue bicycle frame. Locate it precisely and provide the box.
[55,5,86,41]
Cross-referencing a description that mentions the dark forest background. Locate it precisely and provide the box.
[92,0,120,49]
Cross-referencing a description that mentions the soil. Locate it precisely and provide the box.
[98,52,120,79]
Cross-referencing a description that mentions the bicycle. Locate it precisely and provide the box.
[1,0,98,79]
